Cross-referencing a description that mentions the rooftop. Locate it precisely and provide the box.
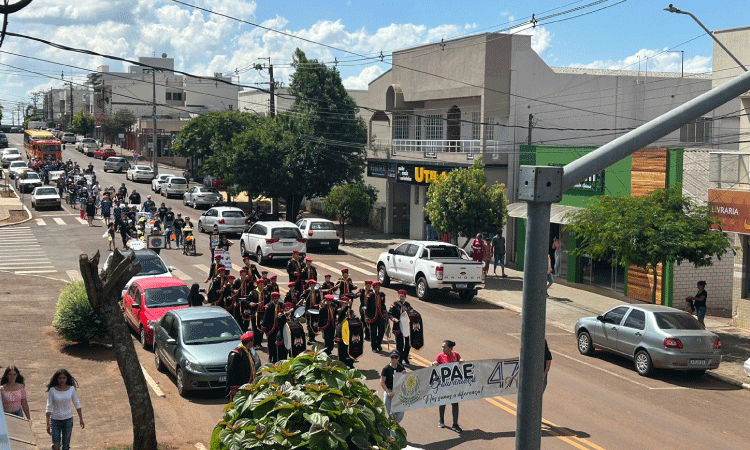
[551,66,711,79]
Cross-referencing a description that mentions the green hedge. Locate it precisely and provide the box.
[52,280,109,344]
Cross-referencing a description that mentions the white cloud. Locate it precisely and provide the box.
[342,65,384,90]
[509,23,552,54]
[569,48,712,74]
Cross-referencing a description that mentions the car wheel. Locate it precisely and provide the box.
[377,264,390,287]
[240,240,247,257]
[104,168,109,173]
[140,327,149,349]
[416,277,430,301]
[176,368,187,397]
[154,345,165,372]
[577,331,595,356]
[198,221,204,233]
[634,349,654,377]
[459,291,474,302]
[256,247,265,264]
[331,244,339,253]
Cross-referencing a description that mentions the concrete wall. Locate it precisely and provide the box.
[672,251,734,318]
[714,27,750,153]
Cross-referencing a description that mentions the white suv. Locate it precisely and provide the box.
[240,221,306,264]
[151,173,175,193]
[161,176,188,198]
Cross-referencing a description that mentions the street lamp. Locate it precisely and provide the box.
[664,4,747,72]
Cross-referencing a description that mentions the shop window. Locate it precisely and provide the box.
[394,115,409,140]
[679,117,711,144]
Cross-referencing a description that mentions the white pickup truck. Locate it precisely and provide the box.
[376,241,484,301]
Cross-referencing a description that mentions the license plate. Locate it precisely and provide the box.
[689,359,706,365]
[320,241,329,245]
[456,283,468,289]
[283,242,293,246]
[219,376,226,382]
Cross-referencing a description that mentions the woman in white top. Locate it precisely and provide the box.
[45,369,84,450]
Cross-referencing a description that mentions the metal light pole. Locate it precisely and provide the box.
[664,4,747,72]
[144,68,159,176]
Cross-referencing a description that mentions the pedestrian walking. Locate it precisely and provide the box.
[552,237,562,277]
[85,196,97,226]
[482,234,492,274]
[546,255,554,297]
[491,231,507,277]
[45,369,84,450]
[685,281,708,328]
[106,223,117,251]
[470,233,485,263]
[100,195,112,225]
[380,350,406,423]
[187,283,205,307]
[173,213,185,249]
[164,206,175,248]
[432,340,463,433]
[1,366,31,419]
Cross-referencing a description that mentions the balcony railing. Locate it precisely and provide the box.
[709,151,750,190]
[372,139,507,155]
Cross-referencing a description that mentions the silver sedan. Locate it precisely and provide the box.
[575,304,721,377]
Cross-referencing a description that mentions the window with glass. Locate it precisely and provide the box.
[425,114,443,140]
[622,309,646,330]
[485,116,495,141]
[394,115,409,140]
[472,112,481,140]
[603,306,629,325]
[679,117,711,144]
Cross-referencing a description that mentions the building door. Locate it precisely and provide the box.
[447,106,461,152]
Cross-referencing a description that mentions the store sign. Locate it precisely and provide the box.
[368,162,458,185]
[708,189,750,233]
[549,163,604,193]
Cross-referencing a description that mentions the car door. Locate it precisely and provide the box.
[185,187,195,203]
[154,314,174,371]
[202,208,217,229]
[245,224,263,251]
[594,306,630,351]
[123,284,139,329]
[297,220,307,234]
[163,314,180,372]
[390,243,410,279]
[617,308,646,356]
[398,244,421,280]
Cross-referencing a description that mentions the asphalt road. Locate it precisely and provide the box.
[7,134,750,449]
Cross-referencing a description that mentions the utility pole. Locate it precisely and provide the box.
[256,58,275,117]
[527,113,533,146]
[69,82,74,127]
[144,68,159,177]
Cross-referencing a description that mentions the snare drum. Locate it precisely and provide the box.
[293,306,306,319]
[282,323,293,350]
[399,311,410,338]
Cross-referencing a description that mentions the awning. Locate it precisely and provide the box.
[506,202,582,225]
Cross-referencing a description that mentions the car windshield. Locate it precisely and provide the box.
[223,211,245,218]
[136,166,151,171]
[132,253,168,276]
[654,312,704,330]
[10,162,27,168]
[311,221,336,230]
[35,188,57,196]
[144,285,189,308]
[272,227,302,239]
[4,149,19,155]
[425,245,461,258]
[202,188,219,194]
[182,317,242,344]
[169,178,187,184]
[24,173,40,180]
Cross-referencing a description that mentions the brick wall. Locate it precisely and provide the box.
[732,234,750,330]
[671,247,734,318]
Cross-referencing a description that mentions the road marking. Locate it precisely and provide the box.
[15,269,57,274]
[194,443,208,450]
[193,264,210,273]
[76,217,88,225]
[342,262,376,276]
[316,262,342,276]
[36,218,46,226]
[67,270,82,281]
[140,364,165,398]
[54,217,66,225]
[171,269,191,281]
[0,248,43,253]
[0,257,51,262]
[0,263,54,269]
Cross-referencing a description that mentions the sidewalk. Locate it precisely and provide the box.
[0,180,31,227]
[337,226,750,389]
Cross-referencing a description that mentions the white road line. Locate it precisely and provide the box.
[193,264,210,272]
[76,217,88,225]
[0,249,43,253]
[54,218,66,225]
[342,262,376,276]
[194,443,208,450]
[140,365,165,398]
[67,270,82,281]
[0,258,51,262]
[171,269,191,281]
[0,265,54,270]
[15,270,58,274]
[36,219,46,226]
[316,262,342,276]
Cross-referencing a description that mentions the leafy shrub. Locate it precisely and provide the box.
[52,281,109,344]
[214,350,406,450]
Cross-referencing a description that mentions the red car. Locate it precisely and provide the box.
[123,277,191,348]
[94,147,117,159]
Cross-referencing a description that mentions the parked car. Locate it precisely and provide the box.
[127,165,155,182]
[151,173,175,193]
[123,277,190,348]
[102,249,175,295]
[8,161,28,179]
[103,156,131,173]
[61,133,76,144]
[183,186,222,208]
[153,307,256,397]
[0,133,8,148]
[240,221,306,264]
[161,176,189,198]
[1,148,22,167]
[296,218,340,252]
[203,174,227,190]
[744,357,750,378]
[15,171,42,193]
[376,241,484,301]
[9,126,22,133]
[76,138,96,152]
[82,140,99,157]
[31,186,61,210]
[198,206,248,235]
[94,147,117,159]
[575,304,722,377]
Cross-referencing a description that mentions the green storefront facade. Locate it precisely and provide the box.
[512,145,684,305]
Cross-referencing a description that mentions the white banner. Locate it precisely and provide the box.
[391,358,519,413]
[215,249,232,272]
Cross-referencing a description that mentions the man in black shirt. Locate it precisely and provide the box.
[380,350,406,422]
[173,213,185,248]
[544,339,552,393]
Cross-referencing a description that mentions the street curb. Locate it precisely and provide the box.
[0,183,33,228]
[706,371,750,390]
[340,247,377,265]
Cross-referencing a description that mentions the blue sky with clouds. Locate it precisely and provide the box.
[1,0,746,123]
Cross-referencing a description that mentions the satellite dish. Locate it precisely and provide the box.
[162,53,167,58]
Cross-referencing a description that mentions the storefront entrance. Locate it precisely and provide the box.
[579,254,625,293]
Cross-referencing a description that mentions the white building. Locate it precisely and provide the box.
[43,87,91,128]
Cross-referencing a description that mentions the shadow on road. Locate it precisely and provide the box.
[415,425,592,449]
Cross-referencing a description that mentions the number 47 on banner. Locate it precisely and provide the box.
[487,359,519,389]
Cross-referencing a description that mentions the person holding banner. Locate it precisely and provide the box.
[433,340,463,433]
[389,290,412,364]
[380,351,406,423]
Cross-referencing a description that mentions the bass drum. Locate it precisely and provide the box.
[282,323,293,350]
[342,317,364,360]
[288,320,307,357]
[399,311,410,338]
[408,309,424,350]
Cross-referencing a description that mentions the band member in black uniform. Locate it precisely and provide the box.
[320,274,335,294]
[218,274,236,313]
[236,268,253,331]
[359,280,373,341]
[286,251,303,282]
[260,270,270,285]
[335,296,356,368]
[366,281,388,353]
[334,268,356,296]
[291,271,304,295]
[284,282,300,306]
[262,292,284,363]
[318,294,338,355]
[277,302,295,361]
[242,256,262,284]
[268,274,280,293]
[206,254,223,283]
[303,257,318,282]
[389,289,412,364]
[225,332,261,399]
[249,279,268,349]
[302,279,320,344]
[207,267,227,305]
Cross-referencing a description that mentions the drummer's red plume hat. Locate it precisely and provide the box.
[364,280,373,285]
[214,254,222,259]
[271,292,281,298]
[305,257,313,262]
[324,294,335,300]
[292,250,299,254]
[261,270,268,274]
[373,281,381,287]
[398,289,408,295]
[341,268,348,273]
[307,279,317,285]
[227,275,235,280]
[240,268,248,273]
[257,278,266,284]
[240,332,254,342]
[287,282,296,287]
[270,274,277,279]
[324,274,331,278]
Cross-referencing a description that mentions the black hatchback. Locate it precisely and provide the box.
[0,133,7,148]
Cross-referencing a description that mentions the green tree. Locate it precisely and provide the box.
[424,158,509,246]
[323,182,378,244]
[71,111,95,137]
[565,185,732,304]
[213,350,406,450]
[101,109,137,143]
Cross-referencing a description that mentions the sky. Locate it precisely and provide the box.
[0,0,747,124]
